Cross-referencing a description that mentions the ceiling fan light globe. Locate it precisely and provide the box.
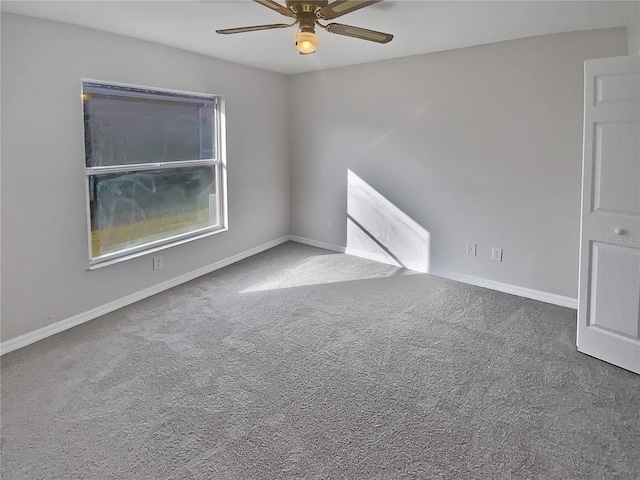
[295,31,319,54]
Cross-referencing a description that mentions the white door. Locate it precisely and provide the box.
[578,55,640,374]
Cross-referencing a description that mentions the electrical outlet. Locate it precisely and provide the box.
[328,219,334,230]
[47,315,55,322]
[153,256,163,271]
[466,242,477,256]
[491,248,503,262]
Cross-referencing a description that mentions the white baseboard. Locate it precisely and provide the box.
[341,246,577,309]
[426,268,578,309]
[345,247,398,267]
[288,235,346,253]
[0,236,290,356]
[341,247,576,309]
[1,235,577,355]
[344,247,429,273]
[294,238,577,309]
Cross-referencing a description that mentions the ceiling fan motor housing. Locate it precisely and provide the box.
[286,1,329,16]
[288,0,326,32]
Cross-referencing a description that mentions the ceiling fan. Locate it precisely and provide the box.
[216,0,393,55]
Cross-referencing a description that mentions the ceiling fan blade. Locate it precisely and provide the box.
[216,23,294,35]
[325,23,393,43]
[253,0,296,18]
[317,0,382,20]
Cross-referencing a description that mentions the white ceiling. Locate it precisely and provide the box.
[2,1,638,75]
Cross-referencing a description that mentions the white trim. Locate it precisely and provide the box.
[82,78,220,103]
[344,246,429,273]
[89,226,228,269]
[291,239,576,308]
[427,267,578,309]
[343,246,577,309]
[288,235,345,253]
[0,236,289,356]
[1,235,577,355]
[345,246,395,266]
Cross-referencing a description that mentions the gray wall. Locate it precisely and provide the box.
[289,28,628,299]
[1,13,290,341]
[628,11,640,54]
[0,13,630,345]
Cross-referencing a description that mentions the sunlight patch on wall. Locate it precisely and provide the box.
[346,170,430,273]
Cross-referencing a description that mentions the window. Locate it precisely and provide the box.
[83,80,226,268]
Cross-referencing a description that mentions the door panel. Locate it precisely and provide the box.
[593,122,640,214]
[595,73,640,105]
[589,242,640,338]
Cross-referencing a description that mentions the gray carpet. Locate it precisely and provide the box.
[1,242,639,479]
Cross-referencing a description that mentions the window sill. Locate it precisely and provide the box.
[88,225,228,270]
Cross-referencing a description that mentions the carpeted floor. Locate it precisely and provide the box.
[1,242,639,479]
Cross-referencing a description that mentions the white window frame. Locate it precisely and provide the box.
[82,79,228,269]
